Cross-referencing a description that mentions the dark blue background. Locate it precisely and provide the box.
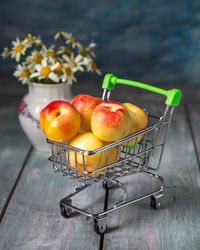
[1,0,200,85]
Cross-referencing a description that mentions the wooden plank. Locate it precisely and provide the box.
[101,105,200,250]
[1,78,199,249]
[0,150,105,249]
[0,106,31,215]
[184,104,200,171]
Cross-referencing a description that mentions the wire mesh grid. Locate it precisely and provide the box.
[47,109,172,185]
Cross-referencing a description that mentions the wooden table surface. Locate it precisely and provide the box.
[0,78,200,250]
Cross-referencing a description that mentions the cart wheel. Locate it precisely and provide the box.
[102,180,113,189]
[150,195,162,209]
[60,204,72,218]
[94,219,107,235]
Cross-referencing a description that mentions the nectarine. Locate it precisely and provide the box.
[67,132,120,176]
[71,94,103,131]
[91,101,132,142]
[40,100,81,142]
[122,103,148,146]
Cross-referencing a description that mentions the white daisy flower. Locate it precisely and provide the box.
[23,34,41,45]
[54,31,71,40]
[85,42,96,57]
[65,33,81,48]
[1,47,10,58]
[61,64,76,85]
[26,50,44,65]
[57,46,74,58]
[10,37,28,62]
[53,62,64,75]
[83,57,101,75]
[13,64,31,84]
[42,45,57,63]
[62,54,84,73]
[30,58,59,83]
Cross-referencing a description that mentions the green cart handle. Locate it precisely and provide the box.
[102,74,182,106]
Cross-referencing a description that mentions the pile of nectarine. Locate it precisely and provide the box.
[40,94,148,175]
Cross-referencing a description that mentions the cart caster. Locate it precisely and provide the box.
[93,218,107,235]
[60,204,72,218]
[102,180,113,189]
[150,193,163,209]
[60,198,72,218]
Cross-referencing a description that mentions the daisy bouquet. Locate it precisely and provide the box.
[2,32,101,85]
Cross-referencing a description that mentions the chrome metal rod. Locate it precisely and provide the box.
[156,107,175,170]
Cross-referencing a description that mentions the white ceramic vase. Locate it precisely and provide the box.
[18,82,73,152]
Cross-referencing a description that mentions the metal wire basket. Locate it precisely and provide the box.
[47,74,182,234]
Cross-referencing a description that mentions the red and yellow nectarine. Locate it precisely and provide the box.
[71,94,103,131]
[91,101,132,142]
[40,100,81,142]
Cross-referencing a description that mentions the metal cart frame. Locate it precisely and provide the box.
[47,74,182,234]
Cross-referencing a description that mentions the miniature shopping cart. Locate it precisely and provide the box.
[47,74,182,234]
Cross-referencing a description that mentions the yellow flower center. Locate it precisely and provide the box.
[65,67,72,76]
[91,61,97,71]
[40,66,51,77]
[69,60,77,67]
[70,38,75,44]
[15,44,24,53]
[54,63,63,74]
[26,36,34,42]
[33,54,43,63]
[21,69,30,78]
[59,31,64,37]
[47,51,56,58]
[66,49,72,57]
